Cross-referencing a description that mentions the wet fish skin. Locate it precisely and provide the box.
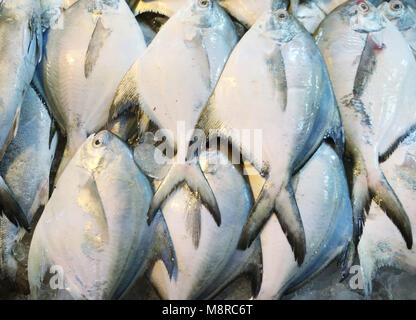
[0,0,43,231]
[316,0,416,273]
[149,149,262,300]
[256,143,352,299]
[112,0,238,229]
[0,86,57,286]
[39,0,147,183]
[378,0,416,55]
[28,131,175,300]
[358,132,416,296]
[197,8,343,265]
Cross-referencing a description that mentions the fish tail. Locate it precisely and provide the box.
[238,178,306,265]
[54,133,85,185]
[0,176,30,232]
[147,162,221,228]
[367,165,413,249]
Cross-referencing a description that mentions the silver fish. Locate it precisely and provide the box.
[0,86,56,286]
[37,0,147,183]
[149,149,262,300]
[111,0,238,228]
[0,0,42,230]
[28,131,175,300]
[256,143,352,299]
[378,0,416,56]
[358,132,416,296]
[195,8,343,265]
[316,0,416,275]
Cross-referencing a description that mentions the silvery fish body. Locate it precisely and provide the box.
[150,149,262,300]
[197,8,343,265]
[255,143,352,299]
[316,0,416,269]
[112,0,238,230]
[378,0,416,56]
[38,0,147,181]
[296,0,346,33]
[40,0,78,30]
[28,131,175,300]
[0,0,41,159]
[0,87,56,285]
[358,132,416,296]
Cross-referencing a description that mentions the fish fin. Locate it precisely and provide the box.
[29,13,42,64]
[339,239,357,282]
[238,179,306,265]
[274,182,306,265]
[379,124,416,163]
[49,120,58,150]
[367,167,413,249]
[150,213,177,280]
[0,106,21,162]
[324,113,345,158]
[237,180,275,251]
[110,60,140,121]
[148,162,221,228]
[246,240,263,298]
[85,17,112,78]
[184,189,202,249]
[0,176,30,231]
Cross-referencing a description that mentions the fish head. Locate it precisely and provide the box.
[180,0,229,28]
[378,0,416,31]
[80,130,131,173]
[341,0,386,33]
[262,8,300,43]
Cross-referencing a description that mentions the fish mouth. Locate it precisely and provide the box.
[368,30,385,49]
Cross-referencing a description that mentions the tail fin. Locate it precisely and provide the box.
[0,176,30,231]
[341,154,413,278]
[367,168,413,249]
[238,179,306,266]
[147,162,221,228]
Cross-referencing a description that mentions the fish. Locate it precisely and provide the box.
[128,0,284,28]
[111,0,238,229]
[296,0,346,33]
[378,0,416,56]
[37,0,147,183]
[28,130,176,300]
[0,86,57,288]
[149,148,262,300]
[358,132,416,296]
[316,0,416,276]
[40,0,79,31]
[0,0,43,231]
[255,143,352,299]
[195,8,343,265]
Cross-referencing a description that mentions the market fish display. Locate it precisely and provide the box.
[0,0,43,231]
[358,133,416,296]
[112,0,239,228]
[150,149,262,300]
[378,0,416,56]
[0,87,56,285]
[28,131,175,300]
[256,143,352,299]
[316,0,416,274]
[195,8,343,265]
[37,0,147,182]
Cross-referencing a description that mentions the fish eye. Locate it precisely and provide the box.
[275,9,288,21]
[92,132,108,148]
[390,0,403,11]
[198,0,210,8]
[358,2,369,13]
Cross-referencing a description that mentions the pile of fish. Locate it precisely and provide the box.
[0,0,416,300]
